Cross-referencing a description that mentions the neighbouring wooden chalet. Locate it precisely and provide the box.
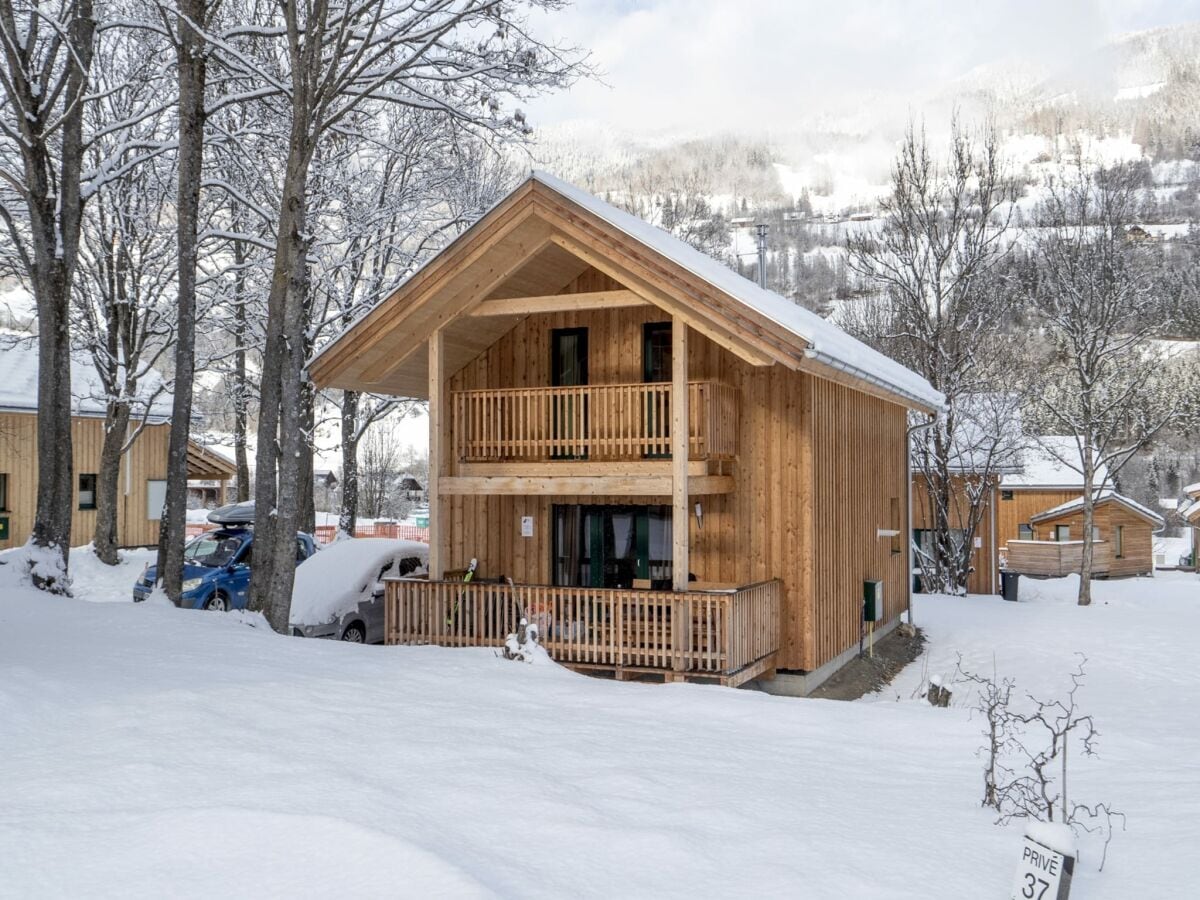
[913,436,1106,594]
[0,345,237,550]
[1183,483,1200,566]
[309,171,944,689]
[1005,491,1164,577]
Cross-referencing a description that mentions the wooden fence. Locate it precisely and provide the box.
[384,578,780,686]
[451,380,737,462]
[1004,540,1113,577]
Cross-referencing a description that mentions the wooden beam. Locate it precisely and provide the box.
[687,475,735,495]
[427,329,444,579]
[545,233,778,368]
[456,460,708,478]
[469,289,648,317]
[439,475,675,496]
[672,316,689,591]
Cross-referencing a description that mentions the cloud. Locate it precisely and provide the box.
[525,0,1200,135]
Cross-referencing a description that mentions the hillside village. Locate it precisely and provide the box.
[2,5,1200,899]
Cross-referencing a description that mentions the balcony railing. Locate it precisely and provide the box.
[1004,540,1112,577]
[451,380,737,462]
[384,578,780,686]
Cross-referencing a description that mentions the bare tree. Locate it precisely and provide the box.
[233,0,588,632]
[1024,161,1195,605]
[73,148,176,564]
[0,0,101,588]
[154,0,220,601]
[845,118,1021,594]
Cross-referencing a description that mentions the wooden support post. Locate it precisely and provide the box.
[428,328,444,580]
[672,316,689,591]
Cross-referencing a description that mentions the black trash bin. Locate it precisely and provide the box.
[1000,570,1019,602]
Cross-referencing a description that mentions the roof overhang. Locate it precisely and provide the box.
[309,173,942,412]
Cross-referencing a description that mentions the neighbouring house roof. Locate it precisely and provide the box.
[1030,490,1166,528]
[0,340,172,421]
[1182,498,1200,524]
[1184,481,1200,499]
[186,440,238,480]
[308,171,945,412]
[1000,436,1109,490]
[1160,498,1180,511]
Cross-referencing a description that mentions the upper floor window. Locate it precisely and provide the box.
[78,474,97,510]
[0,473,8,510]
[643,322,672,383]
[551,328,588,387]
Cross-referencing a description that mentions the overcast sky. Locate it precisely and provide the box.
[526,1,1200,136]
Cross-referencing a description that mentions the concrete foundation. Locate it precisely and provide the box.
[751,614,902,697]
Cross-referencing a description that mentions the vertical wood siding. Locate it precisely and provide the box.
[440,267,912,672]
[910,474,998,594]
[0,412,169,550]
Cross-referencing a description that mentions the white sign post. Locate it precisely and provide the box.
[1010,835,1074,900]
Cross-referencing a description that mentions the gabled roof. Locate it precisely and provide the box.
[308,171,944,411]
[0,340,172,421]
[1182,498,1200,524]
[1030,490,1165,528]
[1000,436,1109,490]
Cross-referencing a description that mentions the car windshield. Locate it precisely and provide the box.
[183,533,245,568]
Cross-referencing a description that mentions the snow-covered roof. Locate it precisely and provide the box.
[1030,490,1165,528]
[529,172,944,410]
[1182,498,1200,524]
[0,340,171,421]
[1159,498,1180,511]
[1000,436,1108,489]
[1184,481,1200,499]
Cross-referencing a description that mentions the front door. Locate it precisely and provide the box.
[552,504,672,589]
[551,327,588,457]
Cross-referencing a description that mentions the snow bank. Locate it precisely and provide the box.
[876,573,1200,896]
[289,538,427,626]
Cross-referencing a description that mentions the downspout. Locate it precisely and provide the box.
[990,480,999,594]
[906,414,938,628]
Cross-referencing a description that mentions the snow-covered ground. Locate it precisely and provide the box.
[1,549,1196,897]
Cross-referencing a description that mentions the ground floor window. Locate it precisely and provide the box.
[1115,525,1125,558]
[1054,525,1070,542]
[146,480,167,521]
[0,473,8,511]
[1018,523,1033,540]
[553,504,672,589]
[78,474,97,510]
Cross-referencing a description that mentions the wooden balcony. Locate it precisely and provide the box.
[451,380,737,463]
[1004,540,1113,577]
[384,578,781,686]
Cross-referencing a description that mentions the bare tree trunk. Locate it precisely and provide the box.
[232,239,251,502]
[338,389,360,537]
[298,376,315,535]
[1078,438,1096,606]
[93,402,132,564]
[249,142,311,631]
[157,0,208,601]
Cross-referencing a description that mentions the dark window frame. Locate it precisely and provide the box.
[0,472,8,511]
[78,473,98,510]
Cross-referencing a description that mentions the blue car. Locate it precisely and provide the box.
[133,527,317,610]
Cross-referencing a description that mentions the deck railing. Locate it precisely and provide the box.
[1004,540,1113,577]
[384,578,780,683]
[451,380,737,462]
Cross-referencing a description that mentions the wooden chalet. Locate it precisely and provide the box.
[912,436,1107,594]
[309,172,943,689]
[1006,491,1164,578]
[0,345,237,550]
[1183,483,1200,566]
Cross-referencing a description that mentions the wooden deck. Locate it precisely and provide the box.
[384,578,781,686]
[451,380,737,462]
[1004,540,1113,577]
